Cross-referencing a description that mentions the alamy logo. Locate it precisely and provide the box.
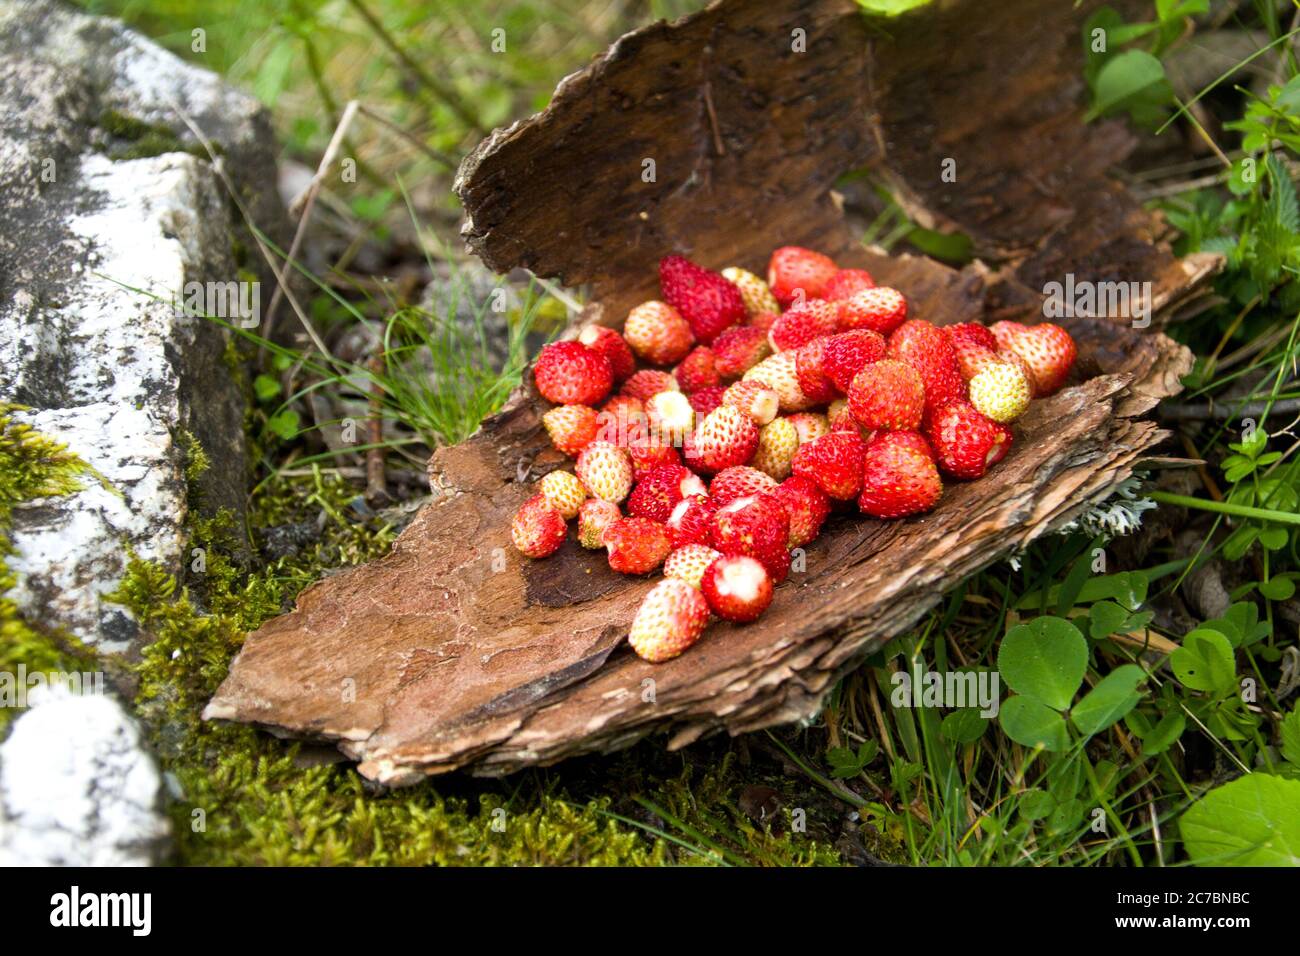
[173,279,261,328]
[890,667,1000,717]
[0,665,103,708]
[1042,273,1152,328]
[49,886,151,936]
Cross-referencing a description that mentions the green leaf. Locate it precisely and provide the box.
[1181,774,1300,866]
[253,374,281,403]
[940,707,989,744]
[1086,50,1172,125]
[997,617,1088,710]
[999,696,1071,751]
[265,409,300,441]
[1089,600,1130,639]
[1018,789,1053,821]
[1170,628,1237,696]
[1070,665,1146,736]
[1223,601,1270,647]
[1140,710,1186,757]
[1259,576,1296,601]
[1282,709,1300,769]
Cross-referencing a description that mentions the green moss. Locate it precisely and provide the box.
[0,406,100,733]
[97,108,210,162]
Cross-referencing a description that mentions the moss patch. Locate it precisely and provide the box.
[97,108,211,162]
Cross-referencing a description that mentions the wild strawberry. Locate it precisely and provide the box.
[791,430,865,501]
[769,299,840,352]
[884,429,935,461]
[748,310,779,333]
[750,417,799,481]
[543,404,599,457]
[693,405,759,472]
[721,380,780,426]
[841,287,908,335]
[688,385,726,417]
[848,358,925,431]
[621,368,679,401]
[945,321,997,367]
[645,390,695,445]
[926,401,1013,480]
[578,324,636,381]
[826,398,859,433]
[888,319,965,418]
[773,474,830,548]
[721,266,781,317]
[666,494,716,549]
[710,465,779,504]
[539,470,586,519]
[627,464,707,523]
[709,493,792,583]
[674,346,720,393]
[993,322,1077,396]
[578,499,621,549]
[576,440,634,502]
[822,329,886,393]
[859,431,942,518]
[624,300,694,365]
[533,341,613,406]
[664,543,723,591]
[511,494,567,558]
[824,268,876,301]
[767,246,838,306]
[626,423,681,474]
[659,255,745,344]
[968,360,1031,423]
[795,336,838,404]
[628,578,710,663]
[605,516,672,574]
[712,326,771,378]
[743,352,816,412]
[601,393,645,425]
[701,555,773,623]
[786,412,829,445]
[951,342,999,382]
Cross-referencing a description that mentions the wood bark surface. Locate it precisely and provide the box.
[205,0,1216,782]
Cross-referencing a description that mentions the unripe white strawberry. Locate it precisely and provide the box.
[576,440,634,503]
[539,470,586,519]
[969,361,1031,423]
[721,266,780,317]
[750,417,799,480]
[663,544,723,590]
[628,578,710,663]
[743,352,816,412]
[577,499,621,548]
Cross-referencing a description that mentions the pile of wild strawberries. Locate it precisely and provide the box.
[512,247,1077,663]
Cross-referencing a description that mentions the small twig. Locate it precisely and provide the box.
[1160,396,1300,421]
[356,104,459,171]
[365,353,388,504]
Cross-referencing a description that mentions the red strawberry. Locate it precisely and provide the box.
[884,429,935,461]
[578,499,621,549]
[709,493,791,583]
[945,321,997,355]
[795,336,838,404]
[791,430,865,501]
[601,393,645,427]
[993,322,1077,397]
[605,516,672,574]
[688,385,726,417]
[533,341,613,406]
[721,380,780,425]
[769,299,840,352]
[773,474,831,548]
[712,326,771,379]
[659,255,746,344]
[925,401,1013,480]
[625,420,681,474]
[824,268,876,301]
[841,287,908,335]
[511,494,568,558]
[627,464,708,523]
[887,319,965,418]
[709,465,779,504]
[543,404,600,457]
[693,405,759,472]
[674,346,720,392]
[858,431,943,518]
[826,398,860,434]
[624,300,694,365]
[621,369,679,402]
[822,329,887,393]
[666,494,716,549]
[701,555,773,623]
[767,246,838,306]
[578,324,636,382]
[748,310,779,333]
[848,358,925,431]
[628,578,710,663]
[576,440,634,502]
[664,543,723,590]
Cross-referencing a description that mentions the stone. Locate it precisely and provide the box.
[0,0,286,649]
[0,683,171,866]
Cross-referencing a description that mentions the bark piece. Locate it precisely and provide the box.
[207,0,1210,781]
